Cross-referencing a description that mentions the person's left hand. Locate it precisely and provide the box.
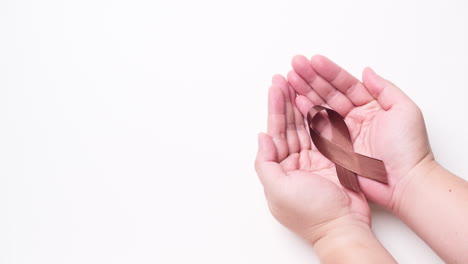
[255,75,372,244]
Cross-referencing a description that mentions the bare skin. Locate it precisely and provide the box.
[290,55,468,263]
[288,55,432,210]
[256,55,468,263]
[255,74,396,263]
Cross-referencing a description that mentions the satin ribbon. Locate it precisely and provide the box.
[307,105,388,192]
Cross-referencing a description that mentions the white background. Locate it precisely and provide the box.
[1,0,467,263]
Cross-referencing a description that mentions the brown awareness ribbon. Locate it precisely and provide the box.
[307,105,388,192]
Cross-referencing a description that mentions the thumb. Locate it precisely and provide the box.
[255,133,284,189]
[362,67,412,110]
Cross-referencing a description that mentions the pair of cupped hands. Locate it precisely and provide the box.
[255,55,433,244]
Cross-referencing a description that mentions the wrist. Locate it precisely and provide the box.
[313,216,372,248]
[390,153,441,217]
[313,216,395,263]
[304,214,369,246]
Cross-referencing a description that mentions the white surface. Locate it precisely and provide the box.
[1,0,467,263]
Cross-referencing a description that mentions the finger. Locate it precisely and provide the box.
[255,133,285,189]
[358,176,392,205]
[289,86,311,151]
[310,55,374,106]
[291,55,354,117]
[287,70,324,106]
[295,95,314,122]
[267,79,289,161]
[362,67,412,110]
[273,74,300,155]
[295,95,333,149]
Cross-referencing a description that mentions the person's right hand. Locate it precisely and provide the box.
[287,55,436,213]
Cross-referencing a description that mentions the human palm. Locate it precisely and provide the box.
[255,74,371,243]
[288,55,432,210]
[276,149,372,238]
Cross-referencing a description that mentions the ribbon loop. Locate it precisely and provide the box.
[307,106,388,192]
